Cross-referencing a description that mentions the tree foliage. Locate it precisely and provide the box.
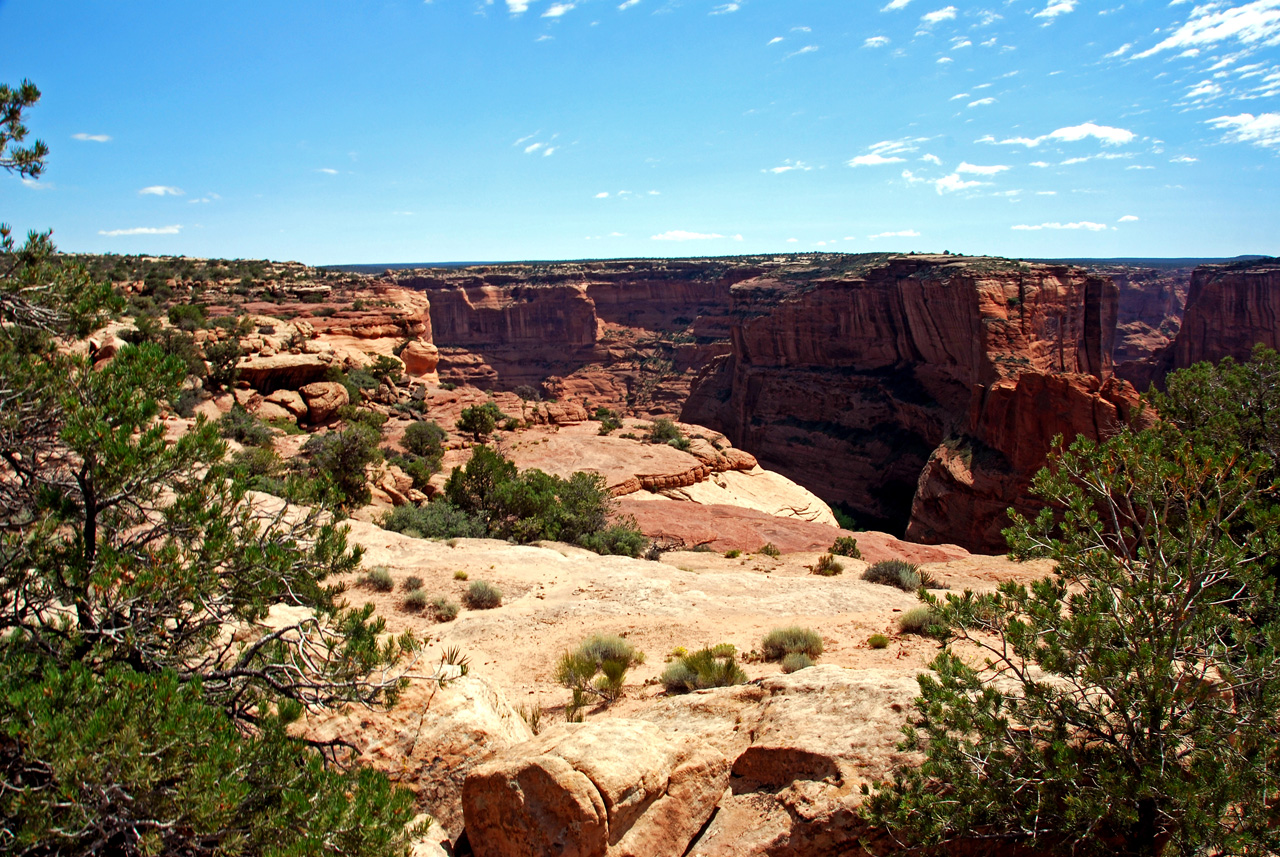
[0,84,425,856]
[456,401,505,442]
[862,348,1280,857]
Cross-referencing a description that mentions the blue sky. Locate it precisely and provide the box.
[3,0,1279,263]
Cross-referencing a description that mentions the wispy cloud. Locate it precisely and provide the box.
[765,159,813,173]
[1171,154,1199,162]
[848,136,930,167]
[983,122,1136,147]
[189,192,221,204]
[525,142,545,153]
[869,229,921,238]
[882,0,913,9]
[850,153,906,166]
[619,0,641,7]
[1105,42,1132,58]
[543,2,574,16]
[768,36,784,45]
[139,185,184,196]
[72,133,111,143]
[956,162,1009,174]
[316,167,339,174]
[903,168,990,193]
[1011,221,1108,231]
[921,6,957,25]
[1207,111,1280,147]
[864,35,890,47]
[711,2,740,13]
[1035,0,1077,19]
[595,191,610,198]
[969,97,996,106]
[99,225,183,237]
[651,230,742,241]
[1118,215,1140,222]
[1136,0,1280,58]
[507,0,530,13]
[786,45,818,58]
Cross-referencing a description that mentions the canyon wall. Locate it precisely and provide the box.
[1172,259,1280,369]
[683,256,1133,551]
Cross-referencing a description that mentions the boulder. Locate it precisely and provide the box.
[236,353,332,392]
[463,719,728,857]
[264,389,308,419]
[299,381,350,423]
[253,401,294,423]
[402,339,441,376]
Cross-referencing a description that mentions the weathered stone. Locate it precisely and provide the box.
[402,339,440,376]
[264,389,308,419]
[299,381,349,423]
[237,353,331,392]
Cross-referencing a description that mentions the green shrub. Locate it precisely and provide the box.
[809,553,844,576]
[219,406,274,447]
[725,549,741,559]
[402,576,424,592]
[863,559,921,591]
[761,626,824,661]
[830,536,862,558]
[402,420,447,460]
[429,596,459,622]
[453,570,468,580]
[556,634,644,712]
[660,645,748,693]
[648,417,690,451]
[898,606,946,637]
[758,543,781,558]
[456,401,505,442]
[167,302,207,331]
[300,424,382,508]
[401,588,429,612]
[781,652,815,673]
[360,566,394,592]
[463,580,502,610]
[868,633,891,649]
[593,406,622,434]
[381,501,487,540]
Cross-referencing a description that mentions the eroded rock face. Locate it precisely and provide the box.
[462,719,729,857]
[683,255,1123,551]
[1172,259,1280,370]
[298,381,349,423]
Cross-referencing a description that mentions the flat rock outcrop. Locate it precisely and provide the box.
[463,719,729,857]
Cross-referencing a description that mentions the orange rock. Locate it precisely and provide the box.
[299,381,349,423]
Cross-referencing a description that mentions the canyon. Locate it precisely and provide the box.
[382,253,1257,553]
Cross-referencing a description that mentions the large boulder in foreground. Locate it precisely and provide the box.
[299,381,350,423]
[463,719,729,857]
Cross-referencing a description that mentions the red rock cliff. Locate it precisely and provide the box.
[1172,259,1280,369]
[683,255,1128,552]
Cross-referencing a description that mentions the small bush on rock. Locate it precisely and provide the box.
[660,645,748,694]
[401,589,429,612]
[463,580,502,610]
[898,605,945,637]
[830,536,862,558]
[761,626,824,661]
[360,566,394,592]
[758,543,781,558]
[430,596,459,623]
[781,652,815,673]
[863,559,922,591]
[402,576,424,592]
[556,634,644,714]
[809,553,844,576]
[868,633,890,649]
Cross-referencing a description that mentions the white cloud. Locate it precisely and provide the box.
[139,185,184,196]
[768,36,784,45]
[956,161,1009,174]
[507,0,530,12]
[921,153,943,164]
[864,35,891,47]
[651,230,729,241]
[882,0,913,9]
[1185,79,1223,98]
[786,45,818,58]
[316,167,339,174]
[72,133,111,142]
[1137,0,1280,58]
[1011,221,1109,230]
[618,0,640,7]
[989,122,1137,147]
[1036,190,1058,194]
[543,2,574,16]
[525,142,545,153]
[188,193,220,204]
[648,189,661,195]
[766,159,812,173]
[1171,154,1199,162]
[1035,0,1077,18]
[711,2,740,13]
[98,225,183,237]
[849,153,906,166]
[1030,161,1051,167]
[1207,111,1280,146]
[934,173,988,193]
[792,26,811,32]
[938,56,954,63]
[869,229,921,238]
[1106,42,1133,57]
[969,97,996,106]
[543,146,557,156]
[950,92,970,100]
[595,192,610,198]
[952,37,972,48]
[921,6,957,24]
[1118,214,1140,221]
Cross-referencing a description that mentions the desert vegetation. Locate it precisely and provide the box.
[660,644,748,693]
[556,634,645,718]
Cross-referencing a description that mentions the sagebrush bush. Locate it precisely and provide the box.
[556,634,645,713]
[660,645,748,694]
[863,559,921,591]
[830,536,862,558]
[868,633,891,649]
[781,652,815,673]
[898,606,945,637]
[430,596,459,623]
[360,566,394,592]
[463,580,502,609]
[725,549,741,559]
[810,553,844,576]
[402,576,424,592]
[401,589,429,612]
[758,542,781,558]
[453,570,468,580]
[761,626,824,661]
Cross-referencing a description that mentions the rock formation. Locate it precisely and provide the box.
[1171,258,1280,370]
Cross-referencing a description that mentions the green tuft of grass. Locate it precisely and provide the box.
[761,626,824,661]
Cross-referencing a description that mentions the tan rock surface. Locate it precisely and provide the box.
[299,381,350,423]
[462,719,728,857]
[659,466,838,526]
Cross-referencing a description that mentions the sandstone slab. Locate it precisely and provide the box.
[299,381,350,423]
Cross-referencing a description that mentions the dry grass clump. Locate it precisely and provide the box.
[761,626,824,661]
[360,566,394,592]
[809,553,844,576]
[463,580,502,609]
[660,644,747,694]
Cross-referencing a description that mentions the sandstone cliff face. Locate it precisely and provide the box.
[1172,259,1280,369]
[683,255,1125,551]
